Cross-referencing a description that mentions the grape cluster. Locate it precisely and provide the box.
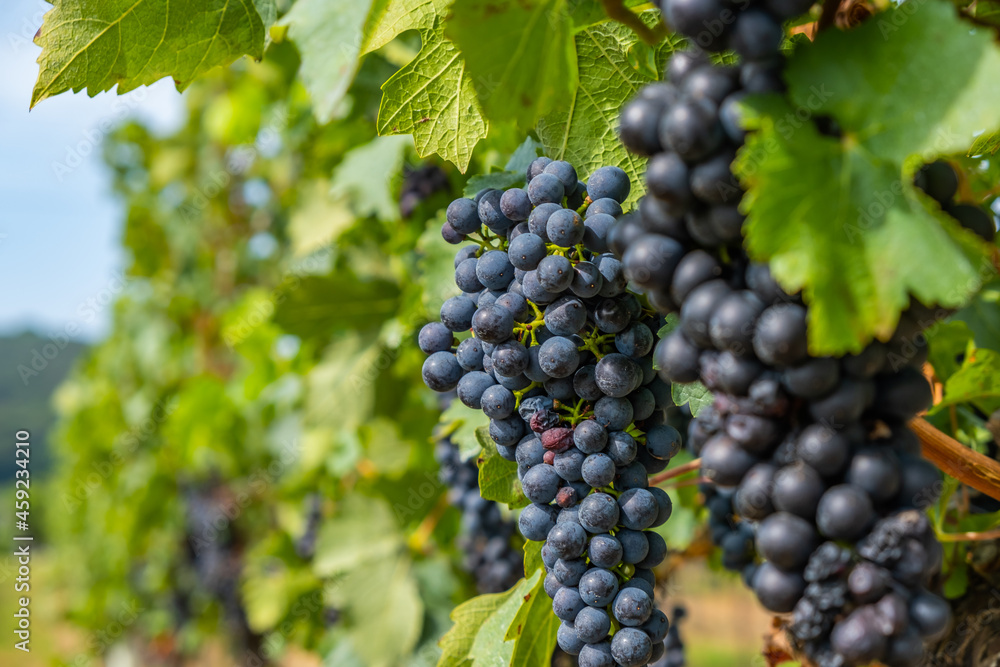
[399,164,450,218]
[613,48,952,666]
[436,436,524,594]
[651,605,687,667]
[915,160,997,242]
[654,0,811,58]
[419,157,683,667]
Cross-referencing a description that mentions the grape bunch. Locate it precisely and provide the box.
[399,164,451,218]
[419,156,683,667]
[914,160,997,242]
[612,50,953,665]
[436,435,524,594]
[654,0,811,58]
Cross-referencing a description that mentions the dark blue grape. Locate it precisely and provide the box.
[575,606,611,644]
[619,488,658,530]
[477,189,515,233]
[489,414,524,447]
[618,528,649,564]
[596,353,642,397]
[554,447,586,482]
[547,208,586,247]
[645,424,682,460]
[447,197,482,234]
[441,221,465,244]
[613,587,653,627]
[588,534,623,569]
[547,521,588,559]
[476,250,515,290]
[594,396,634,431]
[606,430,637,466]
[519,502,558,541]
[596,255,627,297]
[521,270,558,304]
[573,364,604,402]
[527,156,553,181]
[557,621,585,656]
[587,166,631,203]
[616,322,654,358]
[583,213,615,253]
[419,322,453,354]
[638,531,667,568]
[544,160,579,189]
[422,351,463,391]
[481,384,515,419]
[538,336,580,378]
[581,453,616,488]
[527,172,566,205]
[528,202,560,240]
[440,295,477,331]
[578,641,615,667]
[492,340,529,377]
[579,568,619,607]
[471,305,514,343]
[456,337,485,370]
[574,420,608,454]
[545,296,587,336]
[555,558,589,587]
[522,464,562,505]
[610,627,652,667]
[499,187,532,221]
[508,232,547,270]
[649,487,673,527]
[579,493,620,533]
[457,371,496,408]
[537,254,574,292]
[553,586,586,621]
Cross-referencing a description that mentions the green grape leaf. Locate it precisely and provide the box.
[523,540,544,577]
[438,573,540,667]
[273,273,401,341]
[254,0,277,31]
[31,0,267,107]
[361,0,448,54]
[671,381,713,418]
[734,2,1000,354]
[934,348,1000,414]
[281,0,376,123]
[377,16,488,172]
[476,426,528,508]
[505,137,545,173]
[954,278,1000,352]
[447,0,577,128]
[313,494,404,576]
[655,313,680,344]
[462,171,526,198]
[535,15,680,207]
[440,401,491,460]
[968,130,1000,157]
[331,135,412,221]
[926,320,975,383]
[504,572,559,665]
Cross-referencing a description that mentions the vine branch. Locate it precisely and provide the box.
[910,417,1000,502]
[650,458,702,486]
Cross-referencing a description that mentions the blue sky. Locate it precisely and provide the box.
[0,0,186,341]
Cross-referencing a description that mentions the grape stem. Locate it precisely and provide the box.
[936,527,1000,542]
[910,417,1000,502]
[600,0,669,45]
[648,458,702,486]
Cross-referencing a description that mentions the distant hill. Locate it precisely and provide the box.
[0,331,87,480]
